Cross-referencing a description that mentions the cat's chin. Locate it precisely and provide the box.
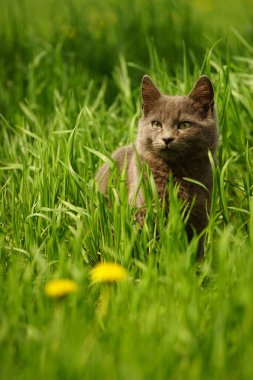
[157,147,179,162]
[158,147,176,159]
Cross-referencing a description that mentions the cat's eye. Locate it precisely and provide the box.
[178,121,192,130]
[151,120,162,128]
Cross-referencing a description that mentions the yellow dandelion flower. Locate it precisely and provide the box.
[90,262,127,283]
[44,279,78,298]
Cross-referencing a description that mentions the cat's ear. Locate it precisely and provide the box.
[189,75,214,115]
[141,75,161,115]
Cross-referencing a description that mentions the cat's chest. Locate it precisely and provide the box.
[150,163,200,204]
[152,168,170,198]
[140,154,211,206]
[153,171,189,201]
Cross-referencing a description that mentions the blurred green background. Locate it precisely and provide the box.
[1,0,253,117]
[1,2,253,379]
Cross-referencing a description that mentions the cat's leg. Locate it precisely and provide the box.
[96,163,111,194]
[127,159,146,225]
[187,205,208,259]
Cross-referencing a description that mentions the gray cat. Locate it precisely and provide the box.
[96,75,219,257]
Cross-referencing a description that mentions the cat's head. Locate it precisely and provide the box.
[137,75,218,162]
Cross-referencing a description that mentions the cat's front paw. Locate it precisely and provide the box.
[134,209,146,226]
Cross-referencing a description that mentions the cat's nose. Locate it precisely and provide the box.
[163,137,174,145]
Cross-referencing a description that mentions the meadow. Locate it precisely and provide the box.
[1,0,253,379]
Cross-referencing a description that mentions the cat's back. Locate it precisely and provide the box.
[96,144,134,193]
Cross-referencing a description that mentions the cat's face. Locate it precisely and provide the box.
[138,75,218,162]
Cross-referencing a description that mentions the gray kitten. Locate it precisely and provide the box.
[96,75,218,257]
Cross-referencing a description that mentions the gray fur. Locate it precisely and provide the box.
[96,75,219,257]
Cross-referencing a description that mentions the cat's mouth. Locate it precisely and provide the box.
[157,144,180,161]
[160,144,175,152]
[151,141,178,158]
[152,141,175,151]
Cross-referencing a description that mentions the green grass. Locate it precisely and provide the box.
[1,1,253,379]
